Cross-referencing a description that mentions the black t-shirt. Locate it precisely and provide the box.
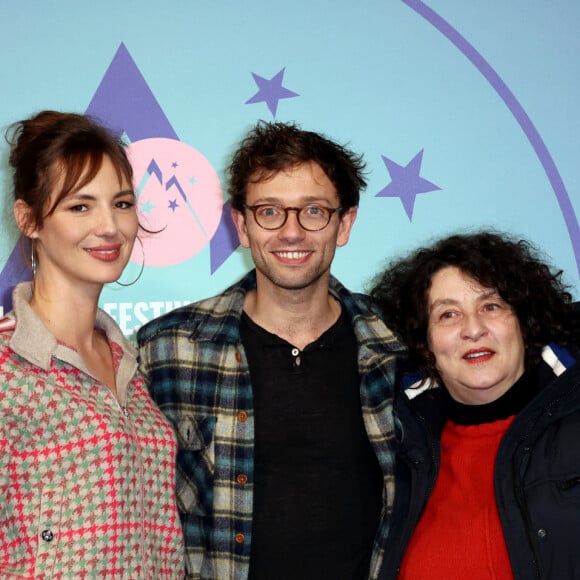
[241,308,383,580]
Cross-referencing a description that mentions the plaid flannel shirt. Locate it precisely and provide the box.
[138,271,404,579]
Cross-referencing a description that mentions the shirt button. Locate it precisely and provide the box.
[237,411,248,422]
[41,529,54,542]
[291,348,300,356]
[236,473,248,485]
[537,528,547,539]
[235,533,245,544]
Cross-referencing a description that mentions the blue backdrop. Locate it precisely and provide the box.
[1,0,578,337]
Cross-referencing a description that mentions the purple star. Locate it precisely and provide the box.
[245,68,299,117]
[168,199,179,211]
[171,161,178,168]
[376,149,441,221]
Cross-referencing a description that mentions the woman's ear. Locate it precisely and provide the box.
[13,200,38,238]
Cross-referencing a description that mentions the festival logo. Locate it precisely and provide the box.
[128,139,222,266]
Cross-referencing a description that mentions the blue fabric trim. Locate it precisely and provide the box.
[548,342,576,369]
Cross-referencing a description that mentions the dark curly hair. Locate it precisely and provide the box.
[7,110,133,230]
[370,231,578,382]
[227,120,367,212]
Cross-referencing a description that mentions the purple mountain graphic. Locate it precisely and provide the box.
[86,43,179,141]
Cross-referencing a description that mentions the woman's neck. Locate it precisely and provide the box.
[29,278,101,351]
[445,368,539,425]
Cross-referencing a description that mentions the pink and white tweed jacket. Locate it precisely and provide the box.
[0,283,184,578]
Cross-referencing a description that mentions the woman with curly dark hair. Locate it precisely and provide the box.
[370,231,580,580]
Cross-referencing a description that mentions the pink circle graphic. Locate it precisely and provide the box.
[127,138,222,267]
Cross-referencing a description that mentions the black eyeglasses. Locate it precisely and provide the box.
[244,204,343,231]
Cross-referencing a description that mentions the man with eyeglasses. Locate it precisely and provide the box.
[138,121,404,580]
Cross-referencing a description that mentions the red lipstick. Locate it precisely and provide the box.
[463,348,495,364]
[85,245,122,262]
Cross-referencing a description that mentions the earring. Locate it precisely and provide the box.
[116,237,145,287]
[30,238,37,278]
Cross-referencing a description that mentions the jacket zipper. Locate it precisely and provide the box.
[512,443,542,579]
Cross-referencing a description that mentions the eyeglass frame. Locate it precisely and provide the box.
[243,203,344,231]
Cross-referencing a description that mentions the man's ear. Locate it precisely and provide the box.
[13,199,39,238]
[336,206,357,248]
[231,207,251,249]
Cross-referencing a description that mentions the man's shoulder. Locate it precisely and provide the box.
[329,276,375,311]
[137,301,199,345]
[330,276,390,323]
[330,277,406,354]
[137,294,227,346]
[137,275,253,347]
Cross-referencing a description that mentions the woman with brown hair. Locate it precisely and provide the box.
[0,111,183,578]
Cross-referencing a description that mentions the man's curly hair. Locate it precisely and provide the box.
[227,120,366,212]
[370,231,578,383]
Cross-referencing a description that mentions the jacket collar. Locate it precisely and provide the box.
[184,270,397,352]
[7,282,137,373]
[542,342,579,376]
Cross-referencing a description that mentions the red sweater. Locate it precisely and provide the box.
[399,416,516,580]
